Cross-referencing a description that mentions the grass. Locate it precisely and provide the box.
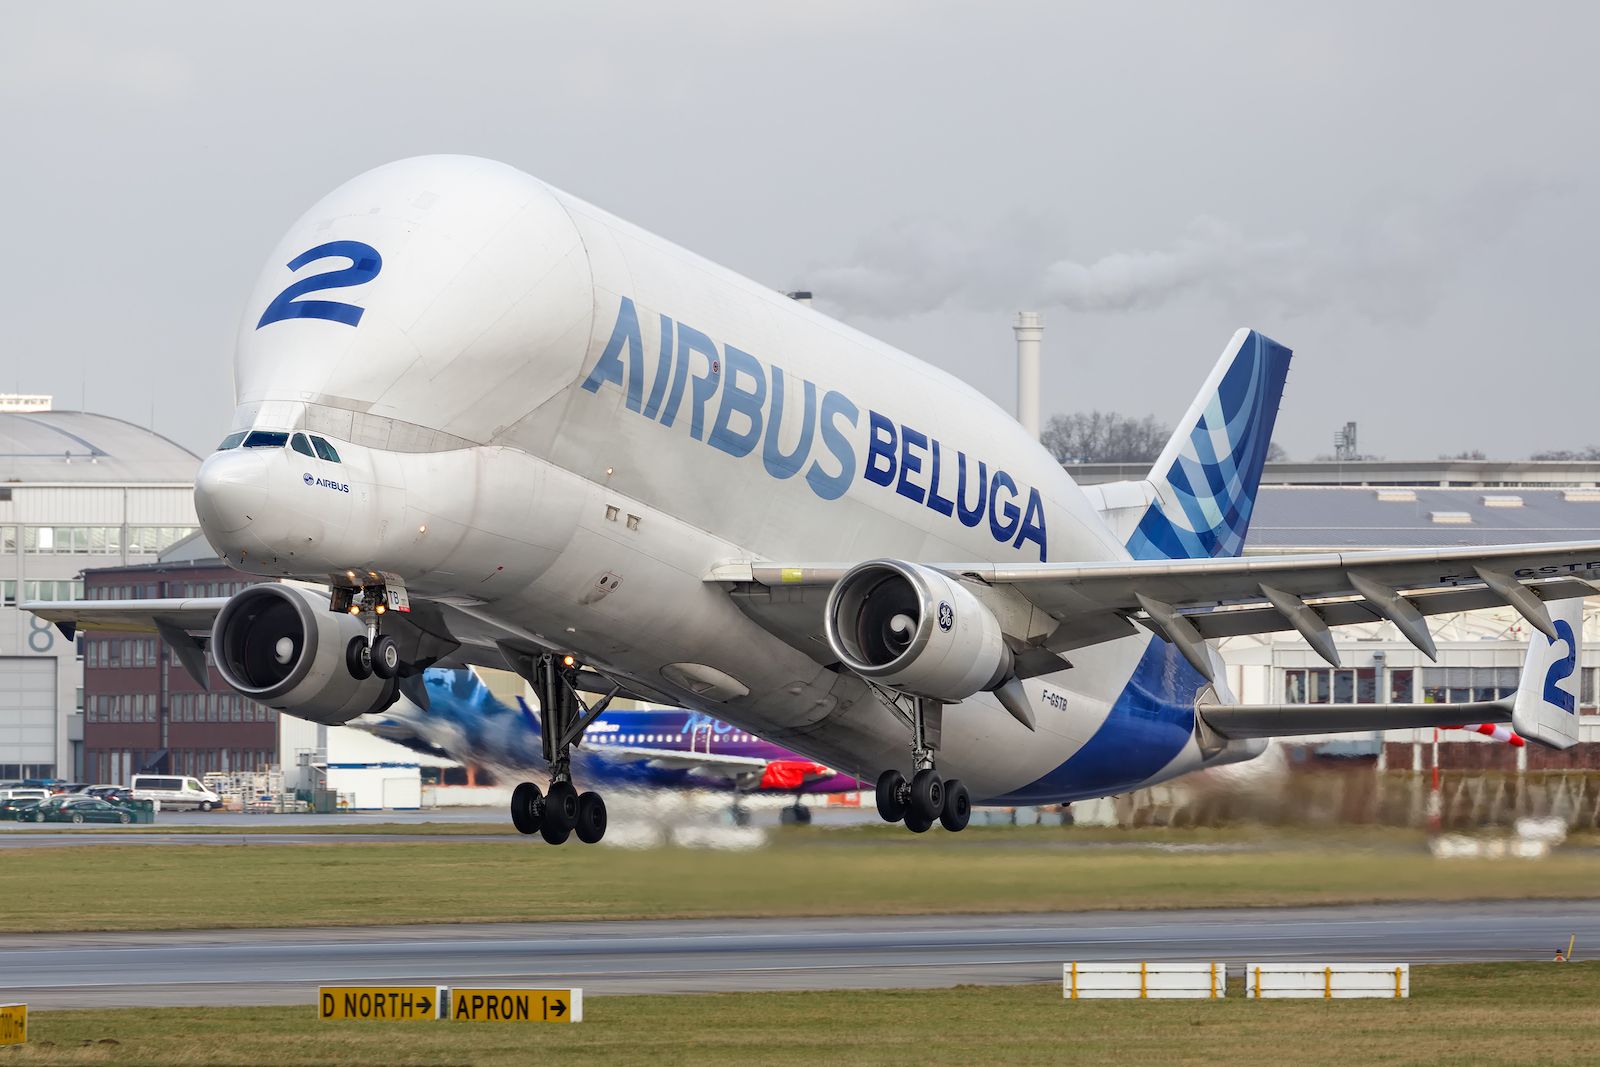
[6,963,1599,1066]
[2,833,1598,933]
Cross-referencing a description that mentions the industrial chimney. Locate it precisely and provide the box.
[1013,311,1043,439]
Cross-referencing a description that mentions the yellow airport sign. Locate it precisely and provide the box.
[451,987,583,1023]
[0,1003,25,1046]
[318,986,445,1021]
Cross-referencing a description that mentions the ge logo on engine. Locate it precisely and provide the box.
[937,601,954,631]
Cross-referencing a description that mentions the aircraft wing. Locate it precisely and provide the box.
[598,745,769,780]
[25,597,232,639]
[712,539,1600,680]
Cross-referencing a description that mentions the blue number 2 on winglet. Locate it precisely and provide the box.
[1542,618,1577,714]
[256,240,383,329]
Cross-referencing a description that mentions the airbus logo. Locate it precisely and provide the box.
[303,473,351,494]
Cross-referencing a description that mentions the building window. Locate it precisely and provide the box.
[1285,667,1378,704]
[1420,666,1518,704]
[23,526,122,554]
[125,527,199,555]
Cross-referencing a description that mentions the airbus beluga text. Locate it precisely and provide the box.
[30,155,1594,844]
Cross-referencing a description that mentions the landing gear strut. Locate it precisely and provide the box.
[872,695,971,833]
[505,652,614,845]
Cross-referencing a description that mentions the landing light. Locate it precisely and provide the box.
[375,604,386,615]
[348,605,360,616]
[562,655,576,668]
[418,524,427,534]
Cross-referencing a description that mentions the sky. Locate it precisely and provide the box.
[3,2,1596,461]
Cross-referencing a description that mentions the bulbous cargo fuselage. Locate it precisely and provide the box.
[195,155,1228,802]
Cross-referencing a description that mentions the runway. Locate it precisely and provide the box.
[4,901,1596,1009]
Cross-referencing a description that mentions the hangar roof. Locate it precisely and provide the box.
[0,411,200,485]
[1247,486,1600,551]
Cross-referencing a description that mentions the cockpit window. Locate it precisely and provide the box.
[290,433,315,458]
[310,436,341,463]
[217,432,247,451]
[242,431,289,449]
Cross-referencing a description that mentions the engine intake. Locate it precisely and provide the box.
[824,559,1012,702]
[211,584,396,724]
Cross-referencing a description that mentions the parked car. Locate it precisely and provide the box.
[0,787,51,804]
[0,797,42,821]
[88,787,137,807]
[83,784,127,799]
[130,775,223,812]
[28,796,134,824]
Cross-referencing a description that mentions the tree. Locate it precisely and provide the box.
[1440,450,1487,461]
[1042,411,1170,464]
[1266,442,1289,463]
[1530,446,1600,461]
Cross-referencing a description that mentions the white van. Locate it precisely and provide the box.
[0,787,51,803]
[130,775,223,812]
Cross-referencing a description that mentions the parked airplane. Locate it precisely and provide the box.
[30,155,1592,846]
[358,667,860,823]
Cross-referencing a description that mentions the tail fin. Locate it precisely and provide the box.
[1125,329,1292,561]
[1512,597,1584,750]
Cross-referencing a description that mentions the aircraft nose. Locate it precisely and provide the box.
[194,451,269,535]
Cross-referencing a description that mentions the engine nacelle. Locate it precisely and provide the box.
[211,584,396,725]
[824,559,1012,702]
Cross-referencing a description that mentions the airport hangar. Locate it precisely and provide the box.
[0,402,199,782]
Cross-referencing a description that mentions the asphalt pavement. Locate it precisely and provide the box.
[3,901,1595,1009]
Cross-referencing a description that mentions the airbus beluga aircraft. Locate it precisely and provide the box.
[30,155,1593,844]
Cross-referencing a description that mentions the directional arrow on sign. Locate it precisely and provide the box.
[550,999,566,1018]
[418,995,433,1016]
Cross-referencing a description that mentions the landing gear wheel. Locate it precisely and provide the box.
[371,635,401,679]
[575,791,607,844]
[903,810,933,833]
[875,769,909,823]
[939,778,971,832]
[540,781,579,844]
[909,769,943,823]
[780,804,812,826]
[346,636,373,680]
[731,805,752,827]
[510,782,544,835]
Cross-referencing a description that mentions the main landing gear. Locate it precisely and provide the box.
[872,695,971,834]
[507,652,613,846]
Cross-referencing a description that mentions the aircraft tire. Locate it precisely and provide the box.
[875,769,908,822]
[510,782,543,835]
[545,781,579,831]
[908,769,943,822]
[903,810,933,833]
[371,635,402,679]
[575,791,607,844]
[539,819,572,845]
[939,778,971,832]
[346,637,373,680]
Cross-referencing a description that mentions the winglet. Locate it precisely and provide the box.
[1512,597,1584,750]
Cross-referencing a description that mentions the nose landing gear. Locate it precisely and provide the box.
[502,651,616,846]
[872,694,972,834]
[337,582,405,681]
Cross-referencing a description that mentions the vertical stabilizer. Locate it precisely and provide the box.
[1512,597,1584,750]
[1125,329,1292,560]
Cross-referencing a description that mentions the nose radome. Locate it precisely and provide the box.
[194,451,269,535]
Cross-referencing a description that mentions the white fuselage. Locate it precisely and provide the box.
[195,155,1242,803]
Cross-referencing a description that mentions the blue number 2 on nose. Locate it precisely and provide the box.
[256,240,383,329]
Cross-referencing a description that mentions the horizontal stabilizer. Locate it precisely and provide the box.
[1202,700,1510,740]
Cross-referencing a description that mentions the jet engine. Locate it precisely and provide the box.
[824,559,1012,702]
[211,584,396,725]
